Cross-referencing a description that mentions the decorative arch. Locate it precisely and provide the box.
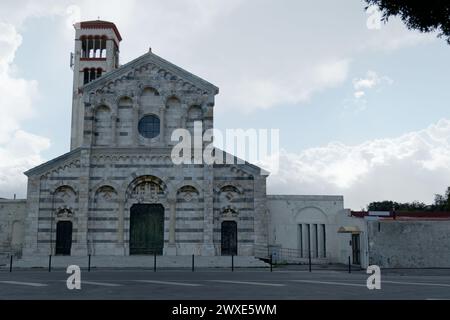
[187,105,203,121]
[217,184,243,203]
[166,95,181,107]
[53,185,77,206]
[140,86,160,97]
[94,185,118,203]
[295,206,329,224]
[177,185,200,203]
[125,175,168,204]
[117,95,133,107]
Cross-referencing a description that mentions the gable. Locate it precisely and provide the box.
[83,51,219,95]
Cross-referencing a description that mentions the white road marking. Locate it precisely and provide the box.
[135,280,202,287]
[212,280,285,287]
[0,281,48,287]
[383,281,450,288]
[82,281,122,287]
[292,280,366,287]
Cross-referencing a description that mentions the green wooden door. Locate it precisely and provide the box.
[129,204,164,255]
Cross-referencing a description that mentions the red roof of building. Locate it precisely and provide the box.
[351,211,450,220]
[78,20,122,41]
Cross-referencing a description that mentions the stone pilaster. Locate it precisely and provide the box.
[253,175,269,253]
[165,198,177,255]
[202,165,215,255]
[72,148,90,256]
[22,176,40,257]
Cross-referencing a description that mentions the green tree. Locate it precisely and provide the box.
[367,186,450,212]
[364,0,450,44]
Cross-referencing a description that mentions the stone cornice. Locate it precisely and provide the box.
[83,51,219,95]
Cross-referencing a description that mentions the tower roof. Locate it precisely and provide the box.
[77,20,122,41]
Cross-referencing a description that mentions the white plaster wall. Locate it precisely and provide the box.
[267,195,344,262]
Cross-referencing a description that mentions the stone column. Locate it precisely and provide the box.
[159,106,165,145]
[132,104,139,146]
[117,197,125,253]
[165,198,177,255]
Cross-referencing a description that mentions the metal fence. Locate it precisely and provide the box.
[254,245,328,265]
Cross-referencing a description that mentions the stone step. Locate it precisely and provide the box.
[7,255,269,269]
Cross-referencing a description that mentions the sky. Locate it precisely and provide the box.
[0,0,449,210]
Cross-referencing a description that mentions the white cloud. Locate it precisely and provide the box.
[267,119,450,210]
[0,22,50,198]
[363,18,437,52]
[0,0,438,115]
[353,70,392,92]
[347,70,393,111]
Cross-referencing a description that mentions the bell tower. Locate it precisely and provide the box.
[70,20,122,150]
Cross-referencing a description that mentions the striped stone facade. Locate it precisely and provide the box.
[22,22,269,257]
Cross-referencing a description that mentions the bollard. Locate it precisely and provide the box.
[308,250,312,272]
[88,254,91,272]
[192,254,195,272]
[48,254,52,272]
[270,254,273,272]
[232,255,236,272]
[9,255,13,273]
[348,256,351,274]
[153,252,157,272]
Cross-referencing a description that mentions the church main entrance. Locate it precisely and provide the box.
[129,204,164,255]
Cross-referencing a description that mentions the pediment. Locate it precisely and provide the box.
[83,51,219,96]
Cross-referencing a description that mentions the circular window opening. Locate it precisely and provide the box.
[138,114,160,139]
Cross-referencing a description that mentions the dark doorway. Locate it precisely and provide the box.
[55,221,73,256]
[129,204,164,255]
[352,234,361,265]
[221,221,237,256]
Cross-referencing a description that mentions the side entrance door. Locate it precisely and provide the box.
[55,221,73,256]
[351,234,361,265]
[221,221,238,256]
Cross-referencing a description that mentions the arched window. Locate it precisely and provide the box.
[138,115,160,139]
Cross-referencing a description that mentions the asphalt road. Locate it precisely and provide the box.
[1,267,450,300]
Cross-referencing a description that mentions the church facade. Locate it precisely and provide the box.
[22,20,269,258]
[1,21,360,267]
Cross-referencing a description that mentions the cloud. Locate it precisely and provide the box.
[0,22,50,198]
[0,0,438,115]
[346,70,393,111]
[353,70,392,91]
[267,119,450,210]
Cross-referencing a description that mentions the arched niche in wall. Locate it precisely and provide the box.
[186,105,203,136]
[165,96,181,144]
[117,96,133,145]
[94,105,112,146]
